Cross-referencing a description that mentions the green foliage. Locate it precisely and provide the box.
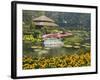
[63,35,83,45]
[27,22,35,32]
[23,35,34,41]
[23,10,90,30]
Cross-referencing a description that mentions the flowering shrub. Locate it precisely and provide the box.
[23,53,91,70]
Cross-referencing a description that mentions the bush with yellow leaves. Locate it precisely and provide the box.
[23,52,91,70]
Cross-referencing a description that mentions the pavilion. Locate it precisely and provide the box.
[33,15,58,29]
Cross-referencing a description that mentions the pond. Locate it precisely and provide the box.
[27,44,90,58]
[23,33,90,58]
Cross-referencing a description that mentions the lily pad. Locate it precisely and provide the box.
[31,46,42,49]
[73,46,80,48]
[45,47,50,50]
[74,43,80,46]
[64,45,73,48]
[34,49,41,52]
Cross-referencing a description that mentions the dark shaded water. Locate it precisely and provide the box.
[23,45,90,58]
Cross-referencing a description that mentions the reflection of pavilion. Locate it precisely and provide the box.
[44,38,64,48]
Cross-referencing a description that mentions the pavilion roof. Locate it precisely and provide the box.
[34,21,58,27]
[33,15,58,27]
[33,15,55,22]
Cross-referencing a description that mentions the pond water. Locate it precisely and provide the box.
[27,45,90,58]
[23,37,90,57]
